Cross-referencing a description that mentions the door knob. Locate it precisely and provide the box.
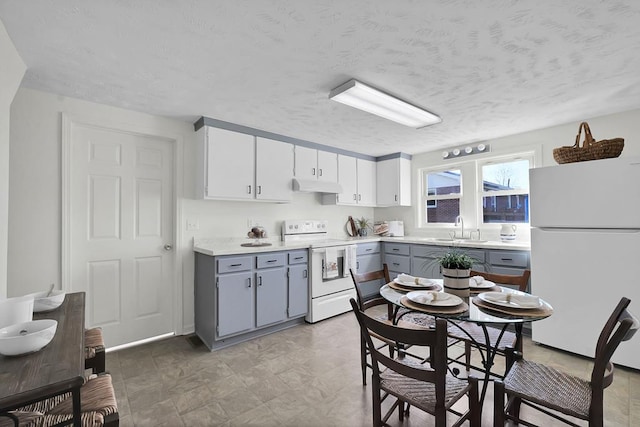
[164,244,173,251]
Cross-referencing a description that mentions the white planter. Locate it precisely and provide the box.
[442,268,470,298]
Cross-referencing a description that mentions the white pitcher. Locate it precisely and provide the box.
[500,224,517,242]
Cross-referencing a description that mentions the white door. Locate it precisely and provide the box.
[68,123,175,347]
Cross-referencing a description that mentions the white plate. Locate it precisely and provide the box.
[478,291,542,309]
[393,277,437,287]
[406,291,462,307]
[469,278,495,289]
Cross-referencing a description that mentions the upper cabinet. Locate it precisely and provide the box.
[323,155,376,206]
[377,157,412,206]
[294,146,338,183]
[196,126,293,202]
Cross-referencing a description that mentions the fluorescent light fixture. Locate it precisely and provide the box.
[329,79,441,128]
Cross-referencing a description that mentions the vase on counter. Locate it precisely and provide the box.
[500,224,517,242]
[442,268,470,298]
[358,228,368,237]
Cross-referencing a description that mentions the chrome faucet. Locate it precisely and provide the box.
[454,215,465,239]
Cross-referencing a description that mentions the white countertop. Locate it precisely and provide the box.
[193,236,530,257]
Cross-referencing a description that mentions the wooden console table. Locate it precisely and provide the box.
[0,292,86,426]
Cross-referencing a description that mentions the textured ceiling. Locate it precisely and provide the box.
[2,1,640,156]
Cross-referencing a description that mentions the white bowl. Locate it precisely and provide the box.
[25,290,66,312]
[0,319,58,356]
[0,295,34,329]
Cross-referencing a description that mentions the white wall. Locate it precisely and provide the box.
[374,109,640,240]
[8,88,374,334]
[0,19,26,298]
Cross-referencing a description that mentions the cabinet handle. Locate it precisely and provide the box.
[395,194,398,201]
[247,278,251,288]
[247,185,252,194]
[294,256,303,260]
[318,168,323,177]
[303,270,308,278]
[353,194,357,200]
[312,167,316,176]
[266,259,277,263]
[358,194,362,201]
[393,262,400,266]
[258,276,263,286]
[230,263,242,267]
[501,258,513,261]
[356,261,360,269]
[257,185,262,195]
[392,248,399,251]
[366,248,372,252]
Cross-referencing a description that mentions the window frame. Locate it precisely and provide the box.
[419,166,464,227]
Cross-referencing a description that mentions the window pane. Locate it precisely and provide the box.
[482,194,529,223]
[426,170,461,196]
[482,160,529,191]
[426,199,460,223]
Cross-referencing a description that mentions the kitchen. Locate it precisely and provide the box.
[2,1,640,425]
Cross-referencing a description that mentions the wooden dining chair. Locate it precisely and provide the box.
[494,296,638,427]
[84,327,106,374]
[350,298,481,427]
[0,373,119,427]
[448,269,531,375]
[350,265,433,385]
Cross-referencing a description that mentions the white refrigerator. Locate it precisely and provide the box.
[530,156,640,369]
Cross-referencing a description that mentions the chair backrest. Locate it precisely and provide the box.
[589,297,638,419]
[349,298,448,389]
[469,269,530,292]
[349,264,391,312]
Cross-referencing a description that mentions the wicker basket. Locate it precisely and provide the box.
[553,122,624,164]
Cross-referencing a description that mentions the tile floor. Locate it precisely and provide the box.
[106,310,639,426]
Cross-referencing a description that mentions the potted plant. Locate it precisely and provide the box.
[356,217,371,237]
[438,251,476,298]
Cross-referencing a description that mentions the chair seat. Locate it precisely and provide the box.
[381,367,471,414]
[503,359,591,419]
[448,321,517,351]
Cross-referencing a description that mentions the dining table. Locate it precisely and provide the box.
[0,292,86,427]
[380,281,553,412]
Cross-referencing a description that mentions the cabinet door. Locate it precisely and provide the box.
[337,155,357,205]
[288,264,308,318]
[317,150,338,182]
[357,158,377,206]
[256,267,288,327]
[205,127,255,200]
[376,158,399,206]
[217,272,253,337]
[294,146,318,180]
[256,137,293,201]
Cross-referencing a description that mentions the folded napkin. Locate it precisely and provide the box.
[397,273,432,286]
[411,292,449,305]
[470,276,495,288]
[483,292,540,308]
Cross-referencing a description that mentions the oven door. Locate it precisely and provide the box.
[310,247,354,298]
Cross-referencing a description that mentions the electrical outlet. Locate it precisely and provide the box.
[186,219,199,231]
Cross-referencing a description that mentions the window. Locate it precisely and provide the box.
[421,169,461,224]
[480,157,531,224]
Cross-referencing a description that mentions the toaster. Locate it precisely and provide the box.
[387,220,405,237]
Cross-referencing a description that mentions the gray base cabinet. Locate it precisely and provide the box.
[195,249,309,351]
[355,242,383,299]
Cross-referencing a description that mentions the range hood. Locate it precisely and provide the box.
[292,178,343,194]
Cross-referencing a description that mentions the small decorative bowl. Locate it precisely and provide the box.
[0,319,58,356]
[25,290,66,312]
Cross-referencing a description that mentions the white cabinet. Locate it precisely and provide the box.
[357,158,377,206]
[377,157,411,206]
[323,155,376,206]
[256,137,294,201]
[294,146,338,182]
[196,126,293,202]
